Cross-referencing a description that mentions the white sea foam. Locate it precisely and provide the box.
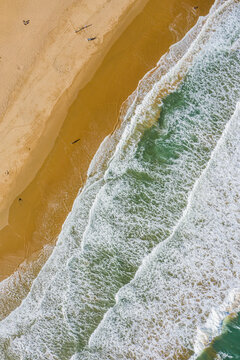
[192,287,240,357]
[75,100,240,359]
[105,0,238,176]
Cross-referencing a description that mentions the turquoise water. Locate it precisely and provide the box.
[197,314,240,360]
[0,0,240,359]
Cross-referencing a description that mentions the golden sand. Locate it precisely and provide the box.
[0,0,150,229]
[0,0,213,280]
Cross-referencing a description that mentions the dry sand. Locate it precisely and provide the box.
[0,0,213,280]
[0,0,149,230]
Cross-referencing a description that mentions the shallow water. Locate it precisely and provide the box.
[0,0,239,359]
[197,313,240,359]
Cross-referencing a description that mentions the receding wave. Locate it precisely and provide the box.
[0,0,239,359]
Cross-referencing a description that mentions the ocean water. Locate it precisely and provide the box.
[0,0,240,359]
[197,313,240,360]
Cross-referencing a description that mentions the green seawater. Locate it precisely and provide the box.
[197,314,240,360]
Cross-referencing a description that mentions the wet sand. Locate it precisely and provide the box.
[0,0,213,280]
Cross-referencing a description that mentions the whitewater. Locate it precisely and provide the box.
[0,0,239,359]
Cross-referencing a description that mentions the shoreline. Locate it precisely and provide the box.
[0,0,149,230]
[0,0,214,281]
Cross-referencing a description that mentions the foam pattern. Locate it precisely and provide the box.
[73,100,240,360]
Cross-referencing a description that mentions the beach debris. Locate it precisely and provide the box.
[5,170,9,175]
[88,37,96,41]
[193,6,198,10]
[75,24,92,33]
[72,138,81,144]
[23,20,30,25]
[18,197,23,202]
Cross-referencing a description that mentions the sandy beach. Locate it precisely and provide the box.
[0,0,213,280]
[0,0,149,230]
